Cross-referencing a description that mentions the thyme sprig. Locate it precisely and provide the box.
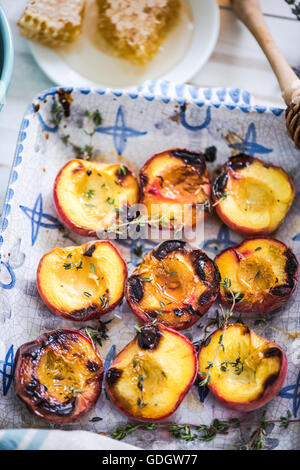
[198,278,240,387]
[111,411,300,449]
[111,418,238,442]
[103,214,183,236]
[112,422,156,440]
[242,410,300,450]
[169,418,236,442]
[69,386,83,397]
[48,100,102,160]
[198,191,228,213]
[80,319,112,350]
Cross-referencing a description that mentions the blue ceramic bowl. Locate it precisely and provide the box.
[0,6,14,109]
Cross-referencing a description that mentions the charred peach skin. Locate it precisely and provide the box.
[53,159,139,236]
[215,238,299,314]
[37,240,127,321]
[14,329,104,424]
[198,324,287,412]
[140,149,211,231]
[212,154,294,235]
[125,240,220,330]
[105,323,198,421]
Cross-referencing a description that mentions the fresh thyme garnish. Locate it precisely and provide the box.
[84,291,92,297]
[242,410,300,450]
[69,386,83,397]
[198,192,228,213]
[111,411,300,448]
[154,309,164,315]
[49,96,102,160]
[85,203,96,208]
[279,409,292,428]
[220,277,232,291]
[137,398,148,408]
[220,357,244,375]
[80,319,112,350]
[199,278,240,387]
[63,262,76,270]
[111,418,239,442]
[90,416,103,423]
[85,109,102,127]
[99,293,109,309]
[106,197,115,206]
[112,423,157,440]
[133,245,143,258]
[103,214,182,235]
[134,325,142,333]
[83,189,95,199]
[63,258,83,270]
[255,246,262,251]
[141,277,152,282]
[213,191,228,207]
[90,263,95,273]
[118,166,127,175]
[137,374,145,391]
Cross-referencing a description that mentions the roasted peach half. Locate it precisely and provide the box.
[14,329,104,424]
[215,237,299,314]
[125,240,220,330]
[54,159,139,236]
[212,154,294,235]
[37,240,127,321]
[198,324,287,412]
[140,149,211,231]
[105,323,197,421]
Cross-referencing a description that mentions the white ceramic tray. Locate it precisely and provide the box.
[0,81,299,450]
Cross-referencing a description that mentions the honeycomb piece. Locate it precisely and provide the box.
[96,0,180,65]
[17,0,86,47]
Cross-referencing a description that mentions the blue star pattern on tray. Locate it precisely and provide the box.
[95,105,147,155]
[279,371,300,417]
[0,345,14,396]
[292,232,300,241]
[19,193,62,246]
[0,255,16,290]
[197,383,210,403]
[180,105,211,131]
[30,102,59,133]
[228,122,273,156]
[103,345,116,400]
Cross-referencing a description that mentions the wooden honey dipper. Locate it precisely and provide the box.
[231,0,300,150]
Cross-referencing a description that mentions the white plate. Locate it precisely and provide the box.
[28,0,220,89]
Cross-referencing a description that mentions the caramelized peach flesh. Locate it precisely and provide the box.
[54,159,140,236]
[14,329,104,423]
[198,324,287,412]
[37,240,127,321]
[105,323,198,421]
[140,149,211,230]
[125,240,220,330]
[213,155,294,235]
[215,238,299,314]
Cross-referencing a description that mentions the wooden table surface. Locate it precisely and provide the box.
[0,0,299,213]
